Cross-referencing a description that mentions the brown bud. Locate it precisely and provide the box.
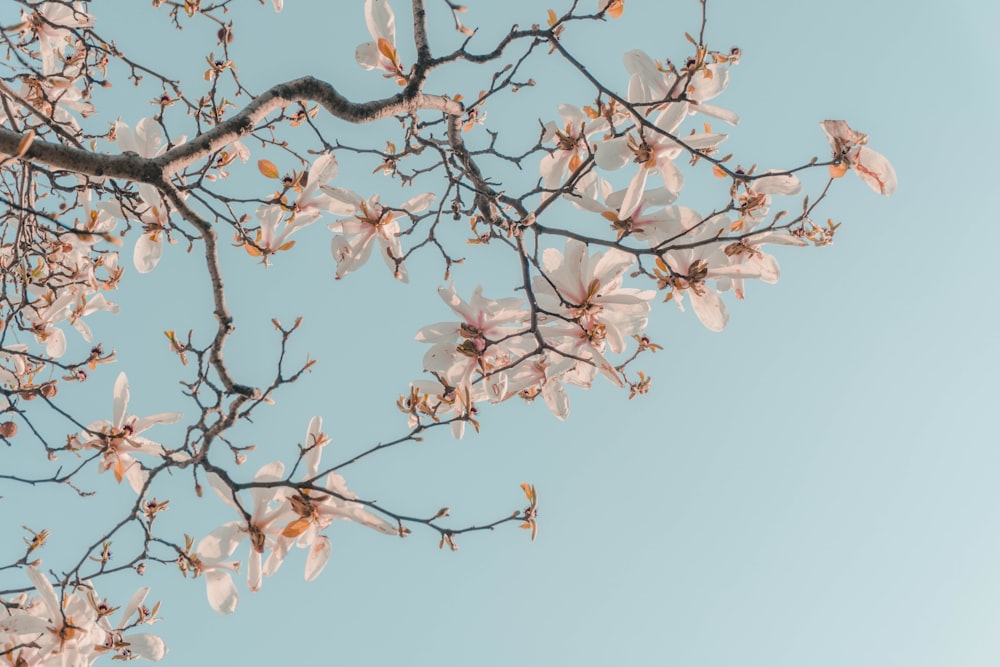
[40,382,57,398]
[0,421,17,438]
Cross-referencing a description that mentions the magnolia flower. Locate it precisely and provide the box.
[820,120,897,196]
[78,372,182,493]
[114,119,186,273]
[246,204,311,265]
[655,215,772,331]
[539,104,608,190]
[500,352,577,420]
[5,567,101,665]
[623,48,739,124]
[533,238,654,354]
[191,526,242,615]
[27,289,73,357]
[407,378,487,439]
[290,152,340,222]
[716,230,807,300]
[416,285,530,389]
[729,170,803,232]
[265,417,400,581]
[566,172,684,244]
[206,462,293,594]
[596,102,727,195]
[20,2,93,74]
[356,0,406,84]
[538,320,623,388]
[0,344,30,388]
[95,586,167,661]
[321,188,435,282]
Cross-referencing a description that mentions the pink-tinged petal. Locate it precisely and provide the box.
[134,118,164,158]
[304,416,325,479]
[1,613,47,635]
[657,159,684,195]
[247,549,262,592]
[365,0,396,44]
[198,522,243,559]
[619,168,649,221]
[124,461,149,495]
[754,171,802,195]
[251,461,285,518]
[557,103,586,128]
[115,121,138,154]
[26,566,60,619]
[113,372,129,428]
[206,473,241,513]
[591,247,634,287]
[45,328,66,358]
[542,381,569,421]
[120,587,149,626]
[855,146,897,196]
[688,64,729,101]
[749,230,809,247]
[132,411,183,434]
[705,263,762,280]
[540,120,558,144]
[594,137,632,171]
[125,633,167,661]
[320,186,365,214]
[623,49,669,102]
[691,289,728,332]
[692,102,739,126]
[654,103,688,134]
[355,42,381,70]
[819,120,851,147]
[539,152,571,189]
[487,372,508,404]
[400,192,435,215]
[205,570,238,615]
[354,509,399,535]
[414,321,460,343]
[263,537,290,577]
[253,461,285,483]
[304,535,332,581]
[682,132,728,151]
[748,253,780,284]
[309,153,338,185]
[596,353,624,387]
[133,233,162,274]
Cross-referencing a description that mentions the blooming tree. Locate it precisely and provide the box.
[0,0,895,663]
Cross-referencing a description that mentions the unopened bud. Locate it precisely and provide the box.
[40,382,57,399]
[0,421,17,437]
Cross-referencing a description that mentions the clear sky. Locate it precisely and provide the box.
[3,0,998,665]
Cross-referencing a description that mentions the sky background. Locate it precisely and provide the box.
[2,0,999,665]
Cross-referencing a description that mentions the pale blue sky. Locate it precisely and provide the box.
[3,1,998,665]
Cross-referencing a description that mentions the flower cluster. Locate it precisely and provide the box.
[0,568,166,665]
[403,34,896,431]
[186,418,399,614]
